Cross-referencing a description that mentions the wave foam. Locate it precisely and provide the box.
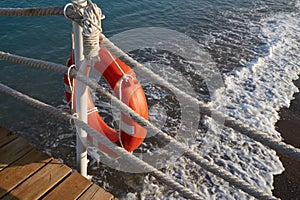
[136,9,300,200]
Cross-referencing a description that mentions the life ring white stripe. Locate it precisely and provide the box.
[121,121,135,135]
[88,107,99,115]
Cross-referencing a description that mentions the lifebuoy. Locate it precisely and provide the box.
[64,46,148,152]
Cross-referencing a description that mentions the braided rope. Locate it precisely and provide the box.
[0,51,279,200]
[1,6,296,161]
[100,34,300,161]
[81,1,103,64]
[0,6,82,23]
[73,70,278,200]
[0,6,64,16]
[0,51,67,74]
[0,82,202,200]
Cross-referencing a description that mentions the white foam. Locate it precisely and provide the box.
[136,9,300,200]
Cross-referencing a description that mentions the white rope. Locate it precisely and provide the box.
[0,82,202,200]
[0,6,82,24]
[99,35,300,162]
[106,49,126,76]
[118,75,134,103]
[81,0,104,65]
[0,3,293,198]
[74,70,279,200]
[0,50,291,199]
[118,75,126,149]
[106,47,134,149]
[0,50,285,200]
[63,3,74,19]
[0,77,279,200]
[70,113,80,127]
[67,64,76,110]
[105,47,135,102]
[118,75,134,149]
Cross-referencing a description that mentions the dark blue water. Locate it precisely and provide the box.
[0,0,299,199]
[0,0,296,125]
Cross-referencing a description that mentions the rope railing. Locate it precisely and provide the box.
[0,82,202,200]
[0,51,279,200]
[100,34,300,162]
[0,6,65,16]
[1,5,299,160]
[1,5,298,160]
[0,6,82,23]
[2,6,296,161]
[0,5,296,199]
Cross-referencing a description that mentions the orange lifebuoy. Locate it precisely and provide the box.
[64,46,148,152]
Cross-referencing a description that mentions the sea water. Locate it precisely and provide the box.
[0,0,299,199]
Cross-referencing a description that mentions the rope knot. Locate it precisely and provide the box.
[82,1,104,65]
[122,74,134,82]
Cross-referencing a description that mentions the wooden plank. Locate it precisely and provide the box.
[78,184,114,200]
[43,171,92,200]
[0,149,52,198]
[0,137,34,171]
[0,126,10,136]
[3,159,72,200]
[0,127,17,148]
[0,126,115,200]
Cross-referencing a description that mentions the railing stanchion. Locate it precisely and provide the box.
[72,0,88,178]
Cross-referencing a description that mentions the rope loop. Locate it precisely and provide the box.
[119,74,135,102]
[70,112,79,127]
[63,3,74,19]
[67,64,77,110]
[122,74,134,82]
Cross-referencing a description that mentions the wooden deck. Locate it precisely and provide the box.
[0,126,115,200]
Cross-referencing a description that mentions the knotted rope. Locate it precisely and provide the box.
[0,82,202,200]
[0,51,280,200]
[99,34,300,162]
[80,0,104,65]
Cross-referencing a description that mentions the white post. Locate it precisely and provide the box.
[72,0,88,178]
